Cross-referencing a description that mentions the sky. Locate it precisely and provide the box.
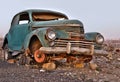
[0,0,120,39]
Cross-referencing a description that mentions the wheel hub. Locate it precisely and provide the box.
[34,50,46,63]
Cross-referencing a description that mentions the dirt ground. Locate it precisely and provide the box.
[0,51,119,82]
[0,39,120,82]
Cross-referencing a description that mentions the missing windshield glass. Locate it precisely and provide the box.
[32,12,67,21]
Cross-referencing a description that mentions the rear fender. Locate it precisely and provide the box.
[2,34,8,49]
[85,32,104,49]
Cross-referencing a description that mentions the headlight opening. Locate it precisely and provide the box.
[96,34,104,44]
[46,28,56,40]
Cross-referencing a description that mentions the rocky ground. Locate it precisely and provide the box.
[0,50,120,82]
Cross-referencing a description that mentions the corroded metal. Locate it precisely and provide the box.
[2,9,104,66]
[39,45,94,55]
[34,50,46,63]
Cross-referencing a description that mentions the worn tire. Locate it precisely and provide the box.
[3,44,12,61]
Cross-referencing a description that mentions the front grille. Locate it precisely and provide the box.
[54,39,93,49]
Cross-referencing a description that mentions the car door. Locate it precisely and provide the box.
[8,13,30,51]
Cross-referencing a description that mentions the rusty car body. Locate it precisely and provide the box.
[2,9,104,65]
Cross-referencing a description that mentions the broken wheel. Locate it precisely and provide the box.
[34,50,46,63]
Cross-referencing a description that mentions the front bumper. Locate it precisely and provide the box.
[39,42,94,55]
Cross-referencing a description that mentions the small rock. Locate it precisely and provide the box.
[75,63,84,68]
[96,67,102,71]
[107,52,113,60]
[89,63,98,70]
[117,58,120,61]
[40,69,46,72]
[7,59,16,64]
[95,70,99,74]
[42,62,56,70]
[31,74,35,78]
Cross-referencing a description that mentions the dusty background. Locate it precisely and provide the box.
[0,39,120,82]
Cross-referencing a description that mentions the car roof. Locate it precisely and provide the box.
[15,9,68,19]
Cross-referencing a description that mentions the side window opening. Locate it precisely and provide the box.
[19,13,29,25]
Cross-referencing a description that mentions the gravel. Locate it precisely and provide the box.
[0,51,120,82]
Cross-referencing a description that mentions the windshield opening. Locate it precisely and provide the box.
[32,12,67,21]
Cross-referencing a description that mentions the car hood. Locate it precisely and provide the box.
[31,19,83,27]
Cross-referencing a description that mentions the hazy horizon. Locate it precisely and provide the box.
[0,0,120,39]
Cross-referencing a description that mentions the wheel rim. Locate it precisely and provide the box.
[4,44,9,60]
[34,50,46,63]
[4,50,8,60]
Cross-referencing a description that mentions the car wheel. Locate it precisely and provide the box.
[29,37,46,63]
[34,50,46,63]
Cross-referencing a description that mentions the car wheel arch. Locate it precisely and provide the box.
[2,38,8,49]
[23,30,48,55]
[28,35,42,55]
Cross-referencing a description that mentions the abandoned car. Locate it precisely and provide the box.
[2,9,104,65]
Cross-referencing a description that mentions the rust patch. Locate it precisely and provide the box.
[34,50,46,63]
[67,55,92,64]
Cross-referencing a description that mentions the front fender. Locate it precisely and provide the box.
[85,32,100,41]
[85,32,104,49]
[23,28,48,50]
